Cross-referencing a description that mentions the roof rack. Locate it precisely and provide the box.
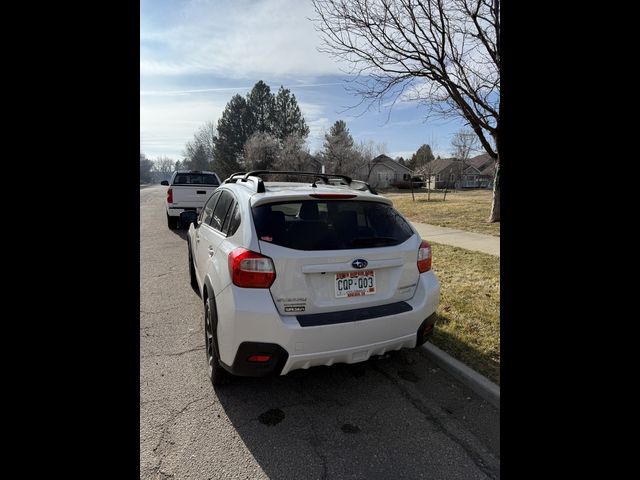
[222,170,377,195]
[222,171,266,193]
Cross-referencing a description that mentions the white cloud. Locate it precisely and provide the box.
[140,97,227,159]
[141,0,343,79]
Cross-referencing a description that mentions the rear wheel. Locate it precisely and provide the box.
[167,213,178,230]
[204,295,231,385]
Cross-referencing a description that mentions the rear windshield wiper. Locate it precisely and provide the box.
[350,237,399,247]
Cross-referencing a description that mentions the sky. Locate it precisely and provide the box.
[140,0,467,162]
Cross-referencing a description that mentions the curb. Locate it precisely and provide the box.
[421,342,500,409]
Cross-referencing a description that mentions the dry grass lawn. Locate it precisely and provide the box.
[384,189,499,236]
[429,242,500,384]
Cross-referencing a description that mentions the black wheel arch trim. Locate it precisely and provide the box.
[416,312,438,347]
[203,278,222,362]
[220,341,289,377]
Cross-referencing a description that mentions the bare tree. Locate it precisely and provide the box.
[276,134,314,173]
[194,121,217,165]
[311,0,500,221]
[153,156,176,173]
[450,129,479,188]
[244,132,281,171]
[351,139,389,185]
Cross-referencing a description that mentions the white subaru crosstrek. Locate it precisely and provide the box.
[182,171,440,385]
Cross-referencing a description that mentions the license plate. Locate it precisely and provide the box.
[335,270,376,298]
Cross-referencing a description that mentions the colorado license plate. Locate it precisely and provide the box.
[335,270,376,298]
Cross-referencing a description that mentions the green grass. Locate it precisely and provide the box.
[384,189,499,236]
[429,242,500,384]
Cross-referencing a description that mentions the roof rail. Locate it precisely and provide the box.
[222,170,377,195]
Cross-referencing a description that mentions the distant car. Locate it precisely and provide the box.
[181,170,440,385]
[162,170,221,229]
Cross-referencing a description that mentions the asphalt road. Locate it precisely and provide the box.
[140,185,500,480]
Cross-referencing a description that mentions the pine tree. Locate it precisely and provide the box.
[272,86,310,140]
[214,94,251,178]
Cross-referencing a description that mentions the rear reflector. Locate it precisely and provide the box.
[417,240,432,273]
[247,355,271,363]
[309,194,357,199]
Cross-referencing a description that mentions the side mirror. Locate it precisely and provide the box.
[179,211,199,228]
[160,180,169,186]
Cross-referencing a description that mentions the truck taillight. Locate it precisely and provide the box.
[417,240,432,273]
[167,188,173,204]
[228,248,276,288]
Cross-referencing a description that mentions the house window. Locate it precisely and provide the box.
[450,173,455,181]
[436,174,440,182]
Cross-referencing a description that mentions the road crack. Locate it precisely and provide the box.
[141,346,205,359]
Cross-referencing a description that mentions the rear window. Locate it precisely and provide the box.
[173,173,219,185]
[252,200,414,251]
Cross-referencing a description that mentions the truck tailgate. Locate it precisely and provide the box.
[171,185,217,208]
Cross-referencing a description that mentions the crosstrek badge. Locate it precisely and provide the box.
[284,305,305,312]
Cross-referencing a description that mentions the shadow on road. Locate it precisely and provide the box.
[169,228,189,241]
[213,348,500,479]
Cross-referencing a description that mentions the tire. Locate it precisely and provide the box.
[204,295,231,385]
[188,242,198,291]
[167,213,178,230]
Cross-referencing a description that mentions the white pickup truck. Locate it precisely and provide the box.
[162,170,221,229]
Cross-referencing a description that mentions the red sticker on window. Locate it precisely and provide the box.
[261,236,273,242]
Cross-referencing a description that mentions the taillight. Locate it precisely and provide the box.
[228,248,276,288]
[167,188,173,204]
[417,240,432,273]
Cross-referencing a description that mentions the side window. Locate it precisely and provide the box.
[200,191,220,225]
[226,204,242,237]
[210,190,234,232]
[221,201,236,235]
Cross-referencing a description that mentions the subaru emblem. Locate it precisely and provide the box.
[352,259,368,269]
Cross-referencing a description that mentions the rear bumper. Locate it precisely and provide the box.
[215,270,440,376]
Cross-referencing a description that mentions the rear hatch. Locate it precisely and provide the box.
[170,172,220,209]
[253,198,420,316]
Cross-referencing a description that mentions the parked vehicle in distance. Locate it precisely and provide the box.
[181,170,440,385]
[163,170,221,229]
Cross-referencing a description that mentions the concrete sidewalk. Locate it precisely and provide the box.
[410,221,500,257]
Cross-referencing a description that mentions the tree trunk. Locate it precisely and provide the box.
[488,162,500,222]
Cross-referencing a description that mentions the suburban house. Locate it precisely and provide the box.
[420,153,496,189]
[463,153,496,188]
[353,154,414,188]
